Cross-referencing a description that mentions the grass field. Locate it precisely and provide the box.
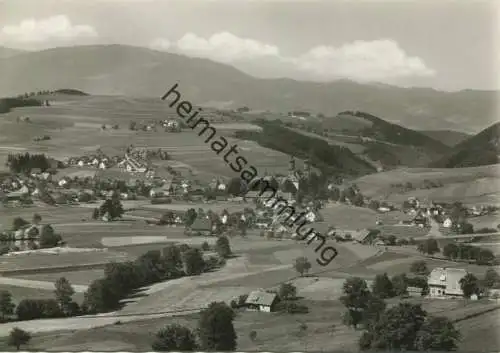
[354,165,500,205]
[0,98,292,180]
[10,269,104,286]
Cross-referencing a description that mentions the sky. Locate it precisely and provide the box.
[0,0,498,91]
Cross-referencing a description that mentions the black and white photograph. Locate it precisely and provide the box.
[0,0,498,351]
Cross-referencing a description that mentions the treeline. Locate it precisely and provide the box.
[82,242,229,314]
[234,120,376,177]
[0,277,80,322]
[443,243,496,265]
[0,97,42,114]
[7,153,51,174]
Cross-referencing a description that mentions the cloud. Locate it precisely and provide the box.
[0,15,98,44]
[293,39,435,81]
[156,32,280,63]
[152,32,435,82]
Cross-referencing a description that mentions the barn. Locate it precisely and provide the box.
[244,291,278,312]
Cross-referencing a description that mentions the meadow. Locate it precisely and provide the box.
[354,165,500,205]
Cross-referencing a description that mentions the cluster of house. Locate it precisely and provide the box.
[66,154,118,170]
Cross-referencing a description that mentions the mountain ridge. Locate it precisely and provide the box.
[0,44,497,133]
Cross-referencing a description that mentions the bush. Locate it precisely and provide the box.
[16,299,63,320]
[201,241,210,251]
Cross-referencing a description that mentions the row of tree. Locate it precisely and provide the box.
[7,153,51,174]
[417,238,496,265]
[82,241,230,314]
[0,97,42,114]
[0,277,77,323]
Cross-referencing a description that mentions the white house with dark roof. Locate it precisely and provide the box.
[244,290,278,312]
[428,267,467,297]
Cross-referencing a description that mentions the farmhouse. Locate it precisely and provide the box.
[428,267,467,298]
[244,290,278,312]
[351,229,372,244]
[443,217,453,228]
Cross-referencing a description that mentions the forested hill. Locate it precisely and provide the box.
[234,120,376,177]
[430,122,500,168]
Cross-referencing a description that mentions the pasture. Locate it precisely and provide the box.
[354,165,500,205]
[0,96,292,180]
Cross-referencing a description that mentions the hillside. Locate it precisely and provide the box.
[0,46,26,59]
[430,123,500,168]
[233,120,376,177]
[0,44,497,132]
[353,164,500,205]
[283,111,451,169]
[420,129,471,147]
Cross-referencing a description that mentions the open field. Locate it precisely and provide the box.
[354,165,500,205]
[0,99,292,180]
[0,284,84,305]
[0,250,131,273]
[4,298,497,352]
[10,269,104,286]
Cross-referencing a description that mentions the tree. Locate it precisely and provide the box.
[417,239,439,255]
[8,328,31,351]
[182,248,205,276]
[198,302,237,351]
[92,208,100,220]
[32,213,42,225]
[162,245,184,278]
[443,243,459,259]
[201,241,210,251]
[410,260,430,276]
[184,208,197,227]
[340,277,371,329]
[362,294,387,326]
[215,236,231,258]
[371,273,394,299]
[359,302,427,350]
[294,256,311,276]
[391,273,408,297]
[478,249,495,265]
[82,278,121,314]
[12,217,29,231]
[99,192,124,220]
[54,277,75,315]
[152,324,198,351]
[415,316,461,351]
[39,224,62,248]
[0,291,15,321]
[227,177,244,196]
[459,273,480,298]
[278,283,297,300]
[483,268,500,289]
[249,330,257,342]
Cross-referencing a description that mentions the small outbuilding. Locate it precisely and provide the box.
[244,290,278,312]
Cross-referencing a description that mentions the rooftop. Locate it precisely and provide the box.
[245,290,277,307]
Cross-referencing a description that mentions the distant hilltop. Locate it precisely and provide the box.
[53,88,89,96]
